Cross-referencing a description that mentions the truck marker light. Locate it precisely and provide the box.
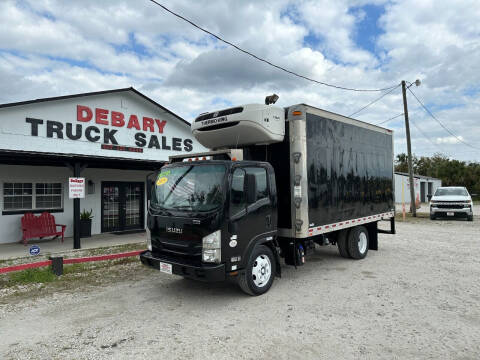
[232,157,237,161]
[229,271,239,276]
[292,111,302,116]
[332,224,336,228]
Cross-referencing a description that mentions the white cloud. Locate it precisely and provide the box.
[435,136,464,145]
[0,0,479,161]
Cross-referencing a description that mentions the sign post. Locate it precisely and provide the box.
[70,166,84,249]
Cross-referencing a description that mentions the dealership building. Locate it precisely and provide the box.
[0,88,206,245]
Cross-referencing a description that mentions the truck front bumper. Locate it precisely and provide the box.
[430,206,473,217]
[140,250,226,282]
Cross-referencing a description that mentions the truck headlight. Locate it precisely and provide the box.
[146,227,152,251]
[202,230,221,263]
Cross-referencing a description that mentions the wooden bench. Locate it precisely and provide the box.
[21,212,66,245]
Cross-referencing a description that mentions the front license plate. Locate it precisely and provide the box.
[160,262,172,274]
[447,212,454,216]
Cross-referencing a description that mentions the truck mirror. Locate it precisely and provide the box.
[146,172,156,201]
[245,173,257,204]
[427,194,432,201]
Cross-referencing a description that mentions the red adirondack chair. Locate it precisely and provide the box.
[21,212,66,245]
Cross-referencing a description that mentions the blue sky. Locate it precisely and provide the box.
[0,0,479,161]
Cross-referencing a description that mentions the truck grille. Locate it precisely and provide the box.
[437,204,465,209]
[152,237,202,258]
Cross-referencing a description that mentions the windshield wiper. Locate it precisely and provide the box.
[172,205,193,210]
[149,203,173,216]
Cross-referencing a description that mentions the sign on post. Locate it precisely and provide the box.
[69,177,85,199]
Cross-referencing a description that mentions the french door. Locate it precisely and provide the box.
[101,182,144,232]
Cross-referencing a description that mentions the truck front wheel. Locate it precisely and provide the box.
[238,245,276,296]
[347,226,369,259]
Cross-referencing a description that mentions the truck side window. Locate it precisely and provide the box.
[230,168,246,216]
[245,167,268,201]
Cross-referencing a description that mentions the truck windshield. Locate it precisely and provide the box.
[151,164,226,211]
[434,188,468,196]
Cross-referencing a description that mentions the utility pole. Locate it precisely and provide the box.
[401,80,416,217]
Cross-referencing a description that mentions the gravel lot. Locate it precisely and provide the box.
[1,216,480,359]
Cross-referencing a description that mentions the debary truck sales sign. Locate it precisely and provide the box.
[0,90,205,161]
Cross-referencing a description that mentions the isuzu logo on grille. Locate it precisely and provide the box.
[166,227,183,234]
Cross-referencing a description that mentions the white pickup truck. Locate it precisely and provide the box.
[430,186,474,221]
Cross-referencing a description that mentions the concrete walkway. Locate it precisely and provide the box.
[0,231,146,261]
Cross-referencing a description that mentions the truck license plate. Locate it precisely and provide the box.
[447,212,454,216]
[160,262,172,274]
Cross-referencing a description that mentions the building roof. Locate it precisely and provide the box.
[395,172,441,181]
[0,87,191,127]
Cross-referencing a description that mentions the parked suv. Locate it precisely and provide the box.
[430,187,473,221]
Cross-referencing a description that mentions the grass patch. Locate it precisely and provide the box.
[0,256,139,290]
[3,267,56,287]
[69,242,145,258]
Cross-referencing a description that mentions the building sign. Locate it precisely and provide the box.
[0,90,206,161]
[69,177,85,199]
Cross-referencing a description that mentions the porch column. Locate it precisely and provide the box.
[73,162,81,249]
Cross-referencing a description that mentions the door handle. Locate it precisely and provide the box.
[266,215,272,228]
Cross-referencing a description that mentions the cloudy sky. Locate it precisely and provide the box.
[1,0,479,161]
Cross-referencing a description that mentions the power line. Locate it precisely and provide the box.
[375,113,404,125]
[409,116,450,154]
[148,0,400,92]
[408,87,480,150]
[349,84,401,117]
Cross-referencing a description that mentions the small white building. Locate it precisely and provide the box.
[0,88,206,245]
[394,172,442,204]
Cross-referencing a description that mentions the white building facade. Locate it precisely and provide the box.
[0,88,206,244]
[394,172,442,204]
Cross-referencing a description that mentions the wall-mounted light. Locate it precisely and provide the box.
[87,180,95,195]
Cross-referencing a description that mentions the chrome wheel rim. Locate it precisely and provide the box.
[252,255,271,287]
[358,232,367,254]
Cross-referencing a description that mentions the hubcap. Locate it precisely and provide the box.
[251,254,271,288]
[358,232,367,254]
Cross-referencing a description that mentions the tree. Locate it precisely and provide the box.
[394,152,480,200]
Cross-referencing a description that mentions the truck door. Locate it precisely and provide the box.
[228,166,274,261]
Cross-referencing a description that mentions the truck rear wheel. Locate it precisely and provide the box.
[238,245,275,296]
[347,226,369,259]
[336,230,350,258]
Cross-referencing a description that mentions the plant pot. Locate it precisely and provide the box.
[80,218,92,238]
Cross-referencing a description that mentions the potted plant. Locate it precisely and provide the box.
[80,209,93,238]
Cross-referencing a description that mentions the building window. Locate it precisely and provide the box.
[2,182,63,212]
[3,183,33,210]
[36,183,62,209]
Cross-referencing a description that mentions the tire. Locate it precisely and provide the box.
[238,245,276,296]
[347,226,369,260]
[336,230,350,258]
[467,215,473,221]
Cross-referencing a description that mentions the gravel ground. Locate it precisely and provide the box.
[1,217,480,359]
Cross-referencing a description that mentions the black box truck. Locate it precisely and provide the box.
[140,100,395,295]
